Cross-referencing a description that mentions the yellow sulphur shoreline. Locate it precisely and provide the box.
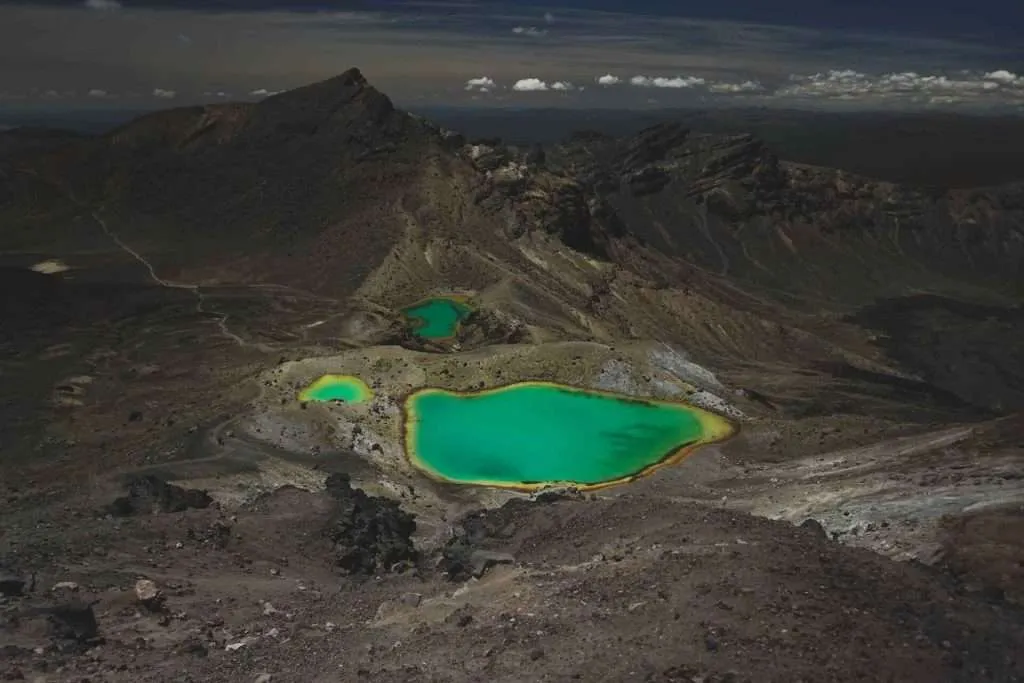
[402,381,737,492]
[298,375,374,404]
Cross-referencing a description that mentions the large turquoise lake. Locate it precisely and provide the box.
[402,296,472,340]
[403,382,734,490]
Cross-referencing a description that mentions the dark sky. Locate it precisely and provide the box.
[10,0,1019,37]
[1,0,1022,110]
[512,0,1022,37]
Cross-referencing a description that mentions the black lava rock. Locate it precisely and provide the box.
[106,475,213,517]
[322,473,417,575]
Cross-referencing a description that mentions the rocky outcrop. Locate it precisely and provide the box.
[322,473,417,575]
[106,475,213,517]
[457,308,532,348]
[619,122,691,170]
[438,499,539,580]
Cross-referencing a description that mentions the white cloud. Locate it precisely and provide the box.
[152,88,176,99]
[776,69,1021,101]
[87,88,107,98]
[83,0,122,10]
[464,76,496,92]
[544,12,555,23]
[630,75,705,88]
[597,74,621,86]
[984,70,1022,86]
[512,78,548,92]
[709,80,763,93]
[511,26,547,37]
[249,88,280,97]
[551,81,575,91]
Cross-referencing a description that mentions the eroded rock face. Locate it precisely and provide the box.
[501,121,1024,310]
[322,473,417,575]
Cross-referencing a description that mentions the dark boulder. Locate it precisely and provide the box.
[0,570,25,597]
[16,602,102,652]
[799,518,829,540]
[106,475,213,517]
[440,545,516,581]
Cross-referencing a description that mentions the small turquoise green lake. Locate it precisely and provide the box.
[403,382,735,491]
[402,296,472,340]
[299,375,373,404]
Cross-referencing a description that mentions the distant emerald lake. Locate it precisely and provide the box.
[403,382,734,490]
[401,296,472,340]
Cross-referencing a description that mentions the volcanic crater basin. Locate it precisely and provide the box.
[401,295,473,340]
[403,382,735,490]
[237,341,744,504]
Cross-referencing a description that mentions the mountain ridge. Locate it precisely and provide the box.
[2,69,1022,412]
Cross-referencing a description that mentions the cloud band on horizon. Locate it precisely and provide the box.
[0,2,1021,110]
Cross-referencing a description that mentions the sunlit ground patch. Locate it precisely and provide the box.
[298,375,373,404]
[403,381,735,491]
[30,259,70,275]
[401,295,473,341]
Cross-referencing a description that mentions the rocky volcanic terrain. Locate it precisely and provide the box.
[1,69,1023,682]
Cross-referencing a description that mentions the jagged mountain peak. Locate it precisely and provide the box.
[93,68,400,152]
[249,67,396,131]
